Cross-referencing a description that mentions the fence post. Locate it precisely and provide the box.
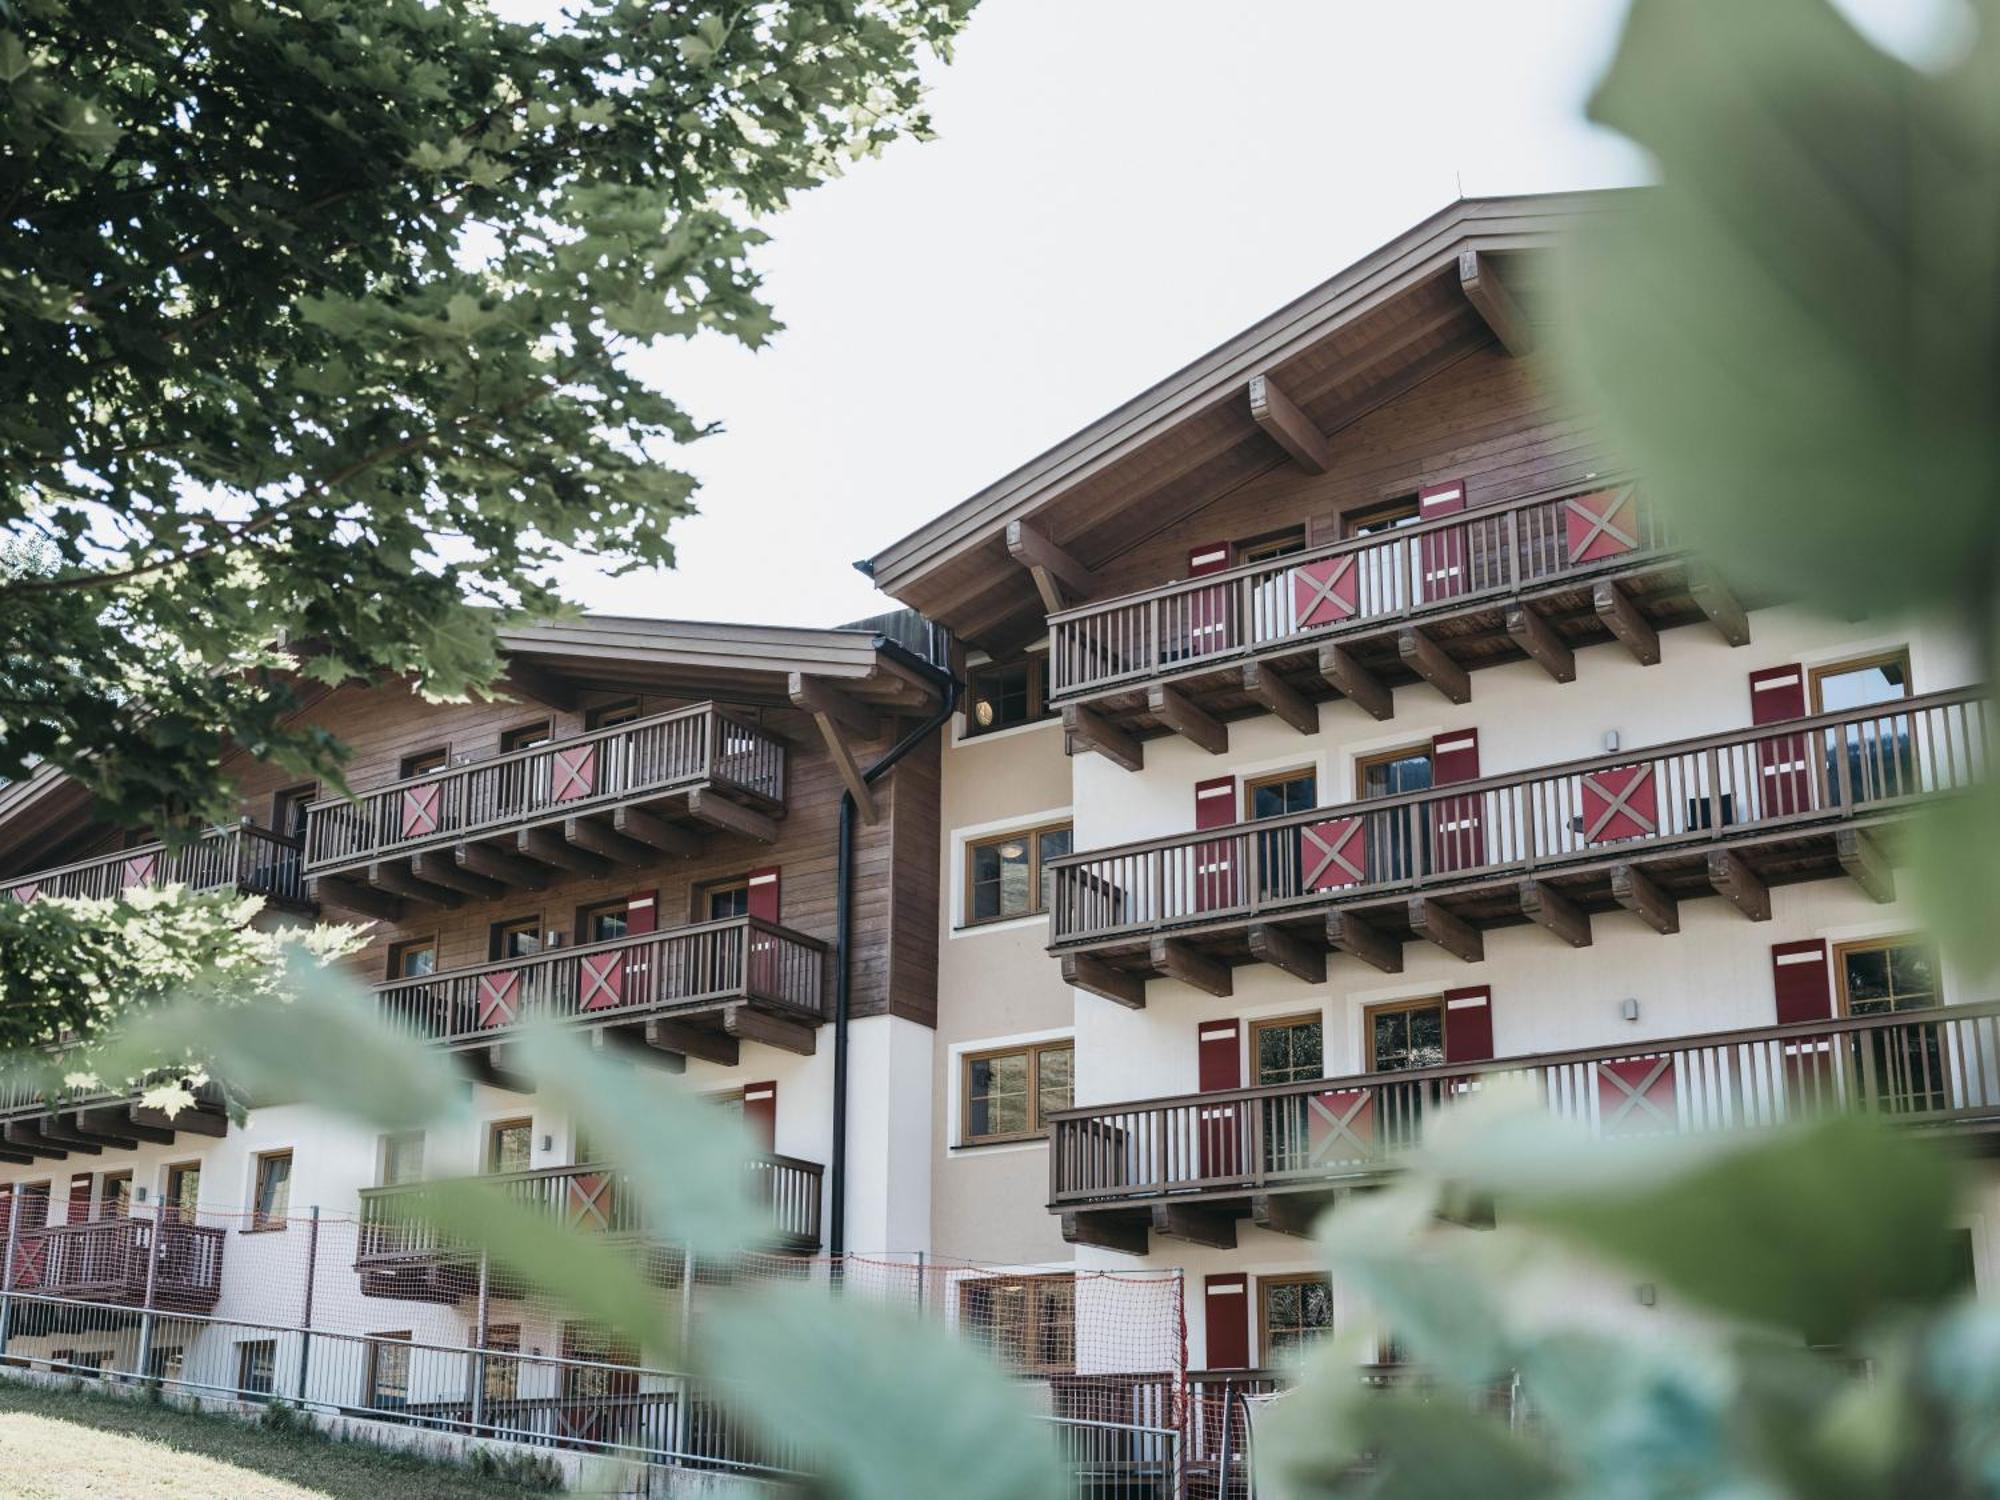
[470,1248,491,1431]
[135,1201,164,1382]
[0,1185,20,1357]
[294,1206,319,1402]
[914,1250,926,1318]
[669,1244,695,1456]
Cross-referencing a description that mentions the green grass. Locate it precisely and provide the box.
[0,1378,562,1498]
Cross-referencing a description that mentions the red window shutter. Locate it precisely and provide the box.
[1430,729,1480,785]
[1194,776,1239,913]
[67,1178,92,1225]
[1749,665,1807,724]
[1430,729,1485,872]
[745,867,781,923]
[741,1082,777,1153]
[1187,542,1231,578]
[625,890,658,936]
[1195,776,1237,831]
[1443,986,1494,1064]
[1203,1272,1251,1369]
[1198,1020,1242,1092]
[1416,478,1467,519]
[1772,939,1833,1025]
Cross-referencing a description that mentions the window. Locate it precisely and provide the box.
[1367,998,1446,1073]
[500,721,553,754]
[1811,650,1916,803]
[380,1131,425,1187]
[1260,1273,1334,1364]
[147,1345,185,1383]
[560,1323,638,1403]
[966,822,1073,924]
[962,1041,1073,1145]
[1811,650,1912,713]
[959,1276,1076,1375]
[1356,745,1433,799]
[966,657,1048,736]
[387,937,438,980]
[586,699,643,730]
[99,1170,133,1220]
[578,899,630,945]
[367,1333,412,1410]
[484,1325,522,1402]
[1236,526,1307,565]
[238,1339,278,1397]
[1252,1015,1324,1087]
[488,1119,533,1175]
[251,1151,292,1229]
[1836,936,1939,1016]
[1245,769,1318,821]
[164,1164,200,1225]
[490,916,542,962]
[399,747,449,779]
[272,784,318,844]
[1344,495,1421,537]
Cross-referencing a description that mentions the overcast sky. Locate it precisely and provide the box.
[547,0,1953,630]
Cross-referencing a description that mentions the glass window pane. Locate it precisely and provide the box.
[970,1053,1031,1138]
[1888,943,1936,1008]
[1845,948,1891,1004]
[1036,1045,1073,1121]
[1406,1008,1445,1068]
[973,837,1033,920]
[1818,659,1909,712]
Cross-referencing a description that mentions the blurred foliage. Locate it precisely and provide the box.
[0,0,973,829]
[1259,1093,1991,1499]
[1555,0,2000,964]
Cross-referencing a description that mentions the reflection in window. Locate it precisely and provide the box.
[968,823,1071,923]
[964,1041,1072,1144]
[960,1276,1076,1375]
[1369,1001,1445,1073]
[1254,1017,1324,1087]
[1261,1274,1335,1363]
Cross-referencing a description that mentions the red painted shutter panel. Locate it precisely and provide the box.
[741,1082,777,1153]
[745,867,780,923]
[67,1178,92,1224]
[1194,776,1239,912]
[1772,939,1833,1025]
[1188,542,1231,578]
[1749,665,1812,817]
[1185,541,1235,658]
[1203,1272,1251,1369]
[1417,479,1467,519]
[744,868,781,993]
[1195,776,1238,830]
[1430,729,1484,871]
[1430,729,1480,785]
[1417,479,1470,603]
[1198,1020,1242,1092]
[1443,986,1494,1064]
[1749,665,1807,724]
[625,890,658,936]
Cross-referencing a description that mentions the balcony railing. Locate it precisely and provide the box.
[1048,1000,2000,1213]
[356,1157,825,1270]
[374,916,826,1047]
[1047,480,1668,703]
[303,703,786,873]
[1050,688,1987,948]
[2,824,307,909]
[6,1216,226,1312]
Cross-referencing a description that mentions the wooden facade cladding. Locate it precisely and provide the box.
[353,1156,823,1299]
[1050,688,1985,1000]
[1,824,309,910]
[1048,479,1739,758]
[6,1216,226,1312]
[1053,999,2000,1254]
[304,702,787,910]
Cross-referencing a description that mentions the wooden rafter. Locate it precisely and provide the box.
[1248,372,1333,473]
[790,673,879,826]
[1457,249,1533,356]
[1005,518,1096,614]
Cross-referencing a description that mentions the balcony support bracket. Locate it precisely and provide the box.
[592,1026,687,1075]
[724,1005,817,1057]
[1252,1191,1334,1239]
[1611,863,1679,935]
[1594,580,1661,666]
[1398,628,1471,705]
[791,673,880,826]
[1319,644,1393,722]
[1249,923,1327,984]
[1326,910,1402,973]
[1061,1209,1149,1257]
[1836,828,1895,904]
[1242,663,1319,736]
[1248,372,1334,473]
[308,875,404,922]
[499,659,579,713]
[646,1019,740,1068]
[1690,562,1752,647]
[131,1105,227,1139]
[1505,604,1575,683]
[1518,880,1591,948]
[1150,1202,1238,1250]
[462,1044,534,1095]
[1062,953,1146,1009]
[1146,683,1228,756]
[44,1114,133,1152]
[1707,849,1771,921]
[367,860,462,909]
[1006,519,1097,613]
[687,790,780,844]
[455,842,550,890]
[0,1124,69,1160]
[1062,705,1144,773]
[614,805,703,859]
[1409,896,1483,963]
[1147,938,1231,997]
[411,852,504,901]
[516,826,612,876]
[562,816,655,867]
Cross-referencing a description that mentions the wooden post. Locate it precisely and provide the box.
[294,1205,319,1402]
[135,1201,164,1383]
[0,1185,20,1357]
[471,1248,493,1431]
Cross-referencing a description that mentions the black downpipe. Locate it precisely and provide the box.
[829,638,959,1257]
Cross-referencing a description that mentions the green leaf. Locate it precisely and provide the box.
[0,31,32,84]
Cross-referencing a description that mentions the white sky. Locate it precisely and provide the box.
[547,0,1956,629]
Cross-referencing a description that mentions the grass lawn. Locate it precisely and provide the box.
[0,1379,553,1498]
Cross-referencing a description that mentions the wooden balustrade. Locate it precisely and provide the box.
[373,916,825,1047]
[8,1216,225,1312]
[1049,1000,2000,1215]
[303,703,786,873]
[1050,688,1987,950]
[1047,481,1665,703]
[1,824,307,909]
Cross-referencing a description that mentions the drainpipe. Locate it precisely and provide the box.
[829,633,959,1257]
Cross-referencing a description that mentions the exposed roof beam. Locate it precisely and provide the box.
[1247,373,1334,473]
[500,658,580,712]
[789,673,878,826]
[1005,519,1096,614]
[1457,249,1533,356]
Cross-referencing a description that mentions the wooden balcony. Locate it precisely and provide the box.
[1045,481,1748,768]
[353,1157,824,1300]
[1049,689,1986,1004]
[303,703,787,915]
[374,915,826,1071]
[1050,1000,2000,1254]
[7,1216,225,1314]
[2,823,310,910]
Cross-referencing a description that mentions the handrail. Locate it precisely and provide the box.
[1048,687,1988,944]
[1,823,305,906]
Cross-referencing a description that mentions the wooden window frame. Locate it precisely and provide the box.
[249,1150,293,1231]
[957,1273,1078,1376]
[1354,742,1433,800]
[499,720,554,754]
[1249,1012,1325,1088]
[162,1163,199,1225]
[484,1324,522,1401]
[1258,1271,1335,1365]
[386,935,438,981]
[379,1130,425,1188]
[1234,524,1308,566]
[271,782,319,841]
[965,656,1049,737]
[1364,995,1447,1072]
[367,1331,413,1408]
[585,698,643,731]
[97,1170,133,1221]
[576,898,631,946]
[1833,933,1941,1016]
[695,876,750,924]
[1342,494,1421,538]
[1242,766,1318,821]
[486,1117,534,1175]
[1809,648,1913,714]
[488,914,543,962]
[398,746,450,779]
[959,1039,1074,1146]
[963,821,1073,927]
[237,1338,278,1396]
